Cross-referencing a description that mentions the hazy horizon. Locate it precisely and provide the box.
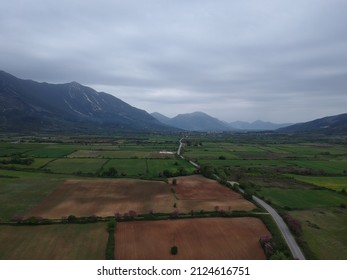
[1,0,346,123]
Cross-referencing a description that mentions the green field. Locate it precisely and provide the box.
[0,223,108,259]
[257,188,347,209]
[102,159,147,177]
[291,175,347,191]
[45,158,107,174]
[0,171,65,221]
[290,208,347,259]
[23,145,78,158]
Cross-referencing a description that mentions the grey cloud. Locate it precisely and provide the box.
[1,0,346,123]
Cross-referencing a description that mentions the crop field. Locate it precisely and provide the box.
[290,208,347,259]
[290,175,347,191]
[0,170,66,221]
[45,158,107,174]
[257,188,347,209]
[27,179,175,218]
[0,223,108,260]
[23,146,78,158]
[115,218,270,260]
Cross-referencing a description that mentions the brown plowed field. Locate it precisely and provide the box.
[28,176,255,218]
[171,175,256,212]
[28,179,175,218]
[115,217,270,259]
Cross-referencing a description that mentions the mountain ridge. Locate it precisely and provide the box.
[0,70,172,132]
[277,113,347,134]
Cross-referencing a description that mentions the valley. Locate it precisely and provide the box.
[0,133,346,260]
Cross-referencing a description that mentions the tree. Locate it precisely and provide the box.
[200,164,214,179]
[172,178,177,185]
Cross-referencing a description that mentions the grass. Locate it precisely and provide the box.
[291,175,347,191]
[0,223,108,260]
[290,208,347,259]
[257,188,347,209]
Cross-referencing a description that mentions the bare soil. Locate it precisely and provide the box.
[171,175,256,212]
[115,217,270,259]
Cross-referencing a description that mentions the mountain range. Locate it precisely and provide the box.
[1,70,346,134]
[151,112,291,132]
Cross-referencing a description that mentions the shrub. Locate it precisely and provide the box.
[171,246,178,255]
[284,214,302,236]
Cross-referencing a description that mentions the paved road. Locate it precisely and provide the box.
[252,195,306,260]
[177,137,184,159]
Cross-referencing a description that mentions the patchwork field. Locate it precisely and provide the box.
[0,223,108,260]
[27,175,254,218]
[115,218,270,260]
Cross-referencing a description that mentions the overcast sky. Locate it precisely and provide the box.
[1,0,347,123]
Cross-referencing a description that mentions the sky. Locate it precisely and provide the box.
[1,0,347,123]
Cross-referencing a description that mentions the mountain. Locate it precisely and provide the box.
[0,70,172,133]
[152,111,233,132]
[229,120,291,131]
[277,113,347,134]
[150,112,171,125]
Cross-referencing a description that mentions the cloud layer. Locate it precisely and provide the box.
[1,0,346,122]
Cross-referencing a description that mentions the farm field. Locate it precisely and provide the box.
[0,223,108,260]
[27,175,254,218]
[0,170,67,221]
[290,175,347,191]
[170,175,255,212]
[257,188,347,209]
[115,217,270,260]
[28,179,175,218]
[45,158,107,174]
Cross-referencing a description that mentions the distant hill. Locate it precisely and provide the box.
[152,112,290,132]
[229,120,291,131]
[277,113,347,134]
[0,70,172,133]
[152,111,233,132]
